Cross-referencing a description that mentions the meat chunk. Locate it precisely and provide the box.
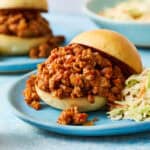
[29,36,65,59]
[23,75,41,110]
[57,106,88,125]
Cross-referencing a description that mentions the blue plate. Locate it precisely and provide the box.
[0,14,97,73]
[7,71,150,136]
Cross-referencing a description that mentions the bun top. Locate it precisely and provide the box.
[0,0,48,12]
[71,29,143,73]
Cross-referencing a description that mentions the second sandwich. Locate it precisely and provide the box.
[0,0,65,56]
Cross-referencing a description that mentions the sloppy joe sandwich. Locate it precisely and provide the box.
[23,29,143,115]
[0,0,65,56]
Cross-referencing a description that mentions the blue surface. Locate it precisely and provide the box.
[84,0,150,47]
[7,71,150,136]
[0,14,98,73]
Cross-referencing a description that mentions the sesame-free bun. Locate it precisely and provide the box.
[0,0,48,12]
[71,29,143,73]
[36,86,106,112]
[0,34,49,55]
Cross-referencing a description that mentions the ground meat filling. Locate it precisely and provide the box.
[57,106,88,125]
[29,35,65,58]
[23,75,41,110]
[0,10,52,37]
[36,44,126,106]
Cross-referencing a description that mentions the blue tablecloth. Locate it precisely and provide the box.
[0,14,150,150]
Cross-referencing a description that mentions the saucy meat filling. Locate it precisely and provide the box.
[29,35,65,58]
[57,106,88,125]
[23,75,41,110]
[0,10,52,37]
[36,44,126,106]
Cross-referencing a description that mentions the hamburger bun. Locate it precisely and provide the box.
[71,29,143,73]
[0,34,49,55]
[36,85,106,112]
[0,0,48,12]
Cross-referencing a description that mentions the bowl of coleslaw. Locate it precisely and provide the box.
[84,0,150,47]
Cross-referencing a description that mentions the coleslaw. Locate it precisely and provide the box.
[109,68,150,122]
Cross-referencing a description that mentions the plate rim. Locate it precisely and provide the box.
[0,57,45,73]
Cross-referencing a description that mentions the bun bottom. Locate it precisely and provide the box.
[0,34,49,55]
[36,86,106,112]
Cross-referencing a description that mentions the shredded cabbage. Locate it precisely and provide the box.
[108,68,150,122]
